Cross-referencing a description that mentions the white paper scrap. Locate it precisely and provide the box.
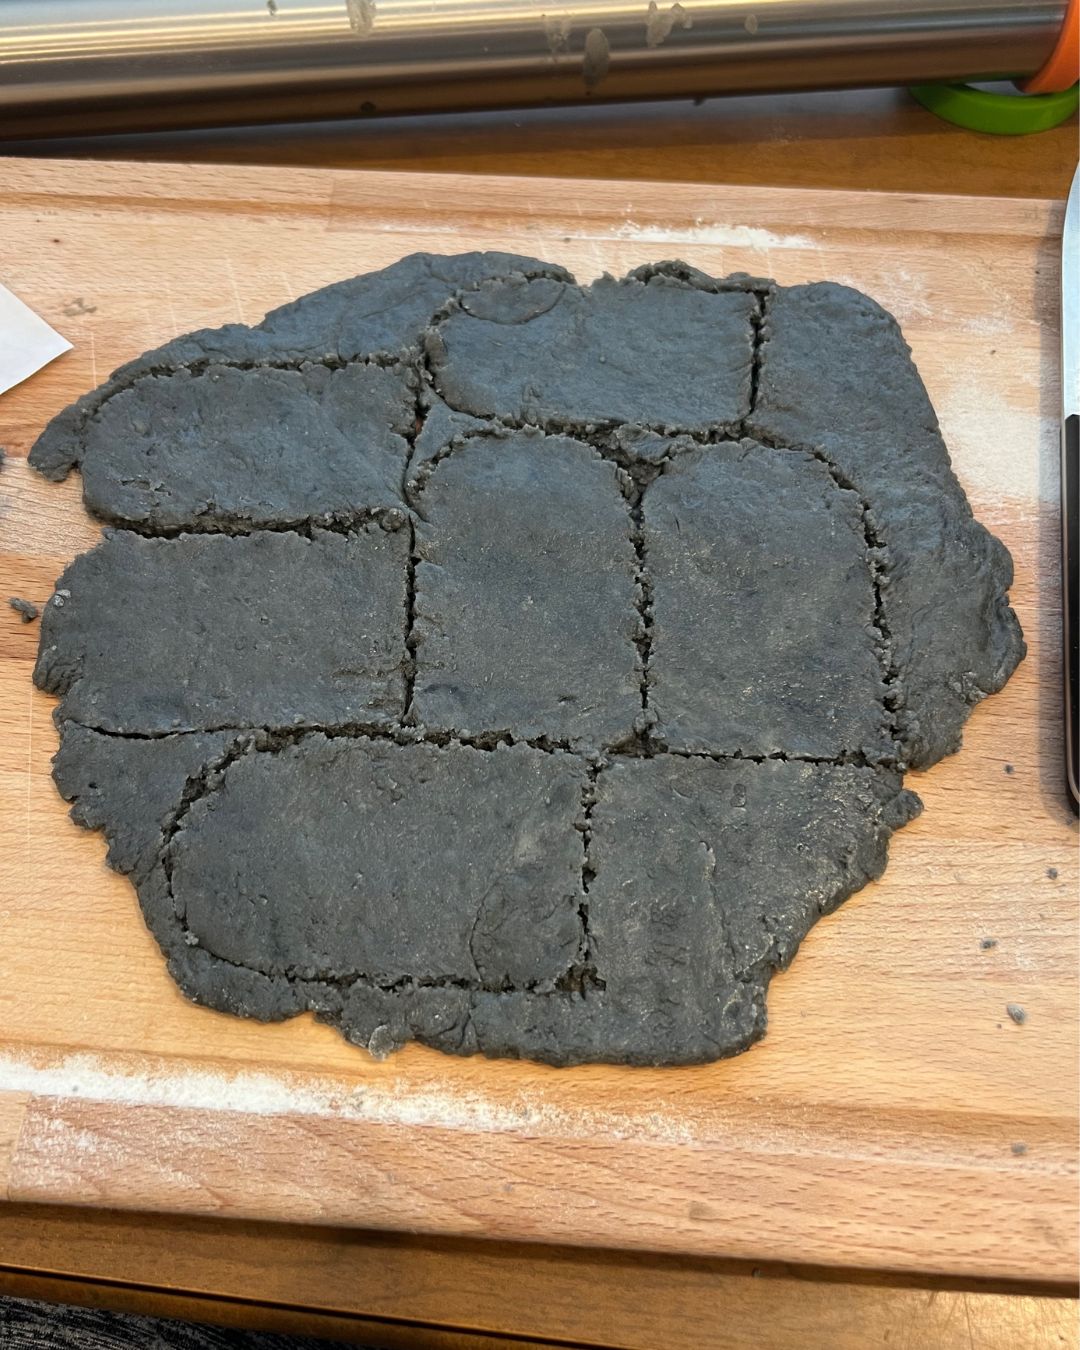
[0,282,72,396]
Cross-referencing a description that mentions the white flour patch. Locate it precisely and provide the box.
[957,311,1012,337]
[36,1113,136,1170]
[830,272,1012,338]
[2,1053,984,1166]
[362,221,463,236]
[935,378,1052,501]
[0,1050,702,1145]
[613,220,815,251]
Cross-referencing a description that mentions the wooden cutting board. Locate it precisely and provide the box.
[0,157,1075,1284]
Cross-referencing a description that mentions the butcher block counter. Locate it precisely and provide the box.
[0,139,1076,1348]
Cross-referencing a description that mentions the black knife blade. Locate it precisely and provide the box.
[1062,165,1078,813]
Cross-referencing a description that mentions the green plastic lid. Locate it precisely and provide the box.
[910,81,1079,134]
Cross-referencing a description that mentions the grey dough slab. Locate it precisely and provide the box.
[428,271,757,431]
[79,361,416,531]
[51,723,244,882]
[411,427,640,747]
[34,524,409,734]
[747,282,1023,768]
[174,738,586,993]
[467,756,919,1066]
[645,440,891,761]
[29,251,1025,1067]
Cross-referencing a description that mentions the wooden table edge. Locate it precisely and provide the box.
[1,1201,1077,1350]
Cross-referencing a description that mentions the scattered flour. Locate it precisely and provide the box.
[614,220,815,250]
[0,1049,701,1144]
[936,377,1052,501]
[1,1051,1017,1168]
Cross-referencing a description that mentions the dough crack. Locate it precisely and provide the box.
[415,404,748,458]
[111,505,408,541]
[746,289,769,419]
[159,735,256,918]
[171,940,566,998]
[748,427,904,763]
[63,717,892,769]
[65,718,582,754]
[652,743,890,769]
[627,477,657,747]
[554,761,605,996]
[399,390,426,721]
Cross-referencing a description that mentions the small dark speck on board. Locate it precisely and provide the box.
[1011,1141,1028,1155]
[980,937,997,950]
[1004,763,1015,775]
[1006,1003,1027,1025]
[267,0,277,13]
[1047,867,1059,879]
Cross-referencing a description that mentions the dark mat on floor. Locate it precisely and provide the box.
[0,1296,367,1348]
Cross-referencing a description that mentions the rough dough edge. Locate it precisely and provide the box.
[29,253,1022,1066]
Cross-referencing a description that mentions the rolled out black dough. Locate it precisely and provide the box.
[80,361,416,531]
[175,737,586,990]
[29,252,1024,1067]
[411,427,640,746]
[644,440,890,760]
[35,524,409,734]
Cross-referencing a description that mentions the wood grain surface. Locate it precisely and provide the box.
[4,89,1076,200]
[0,156,1076,1284]
[1,1204,1077,1350]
